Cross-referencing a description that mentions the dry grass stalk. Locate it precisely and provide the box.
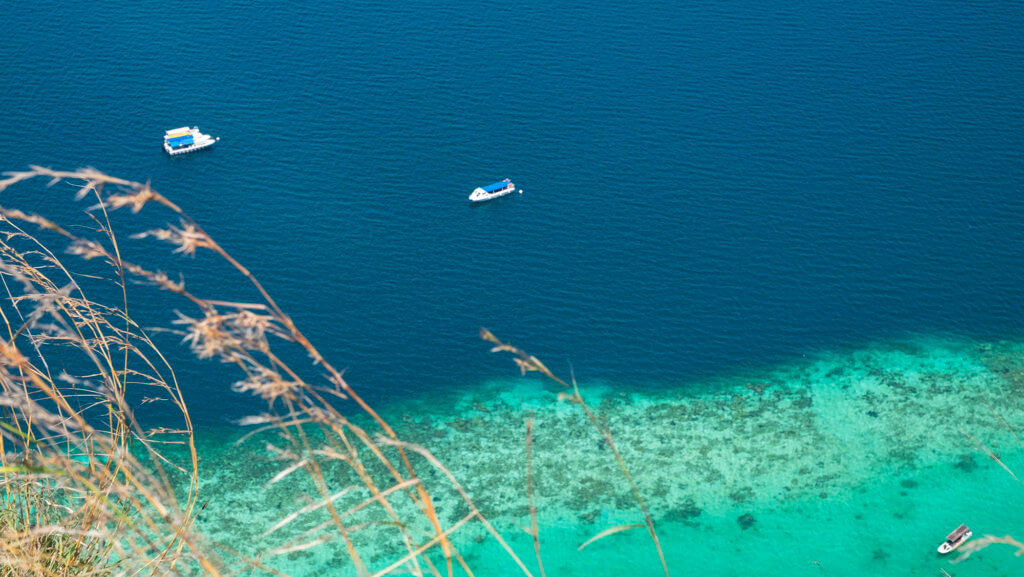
[979,398,1024,453]
[376,437,535,577]
[962,430,1024,487]
[524,418,545,577]
[578,523,645,551]
[480,329,671,577]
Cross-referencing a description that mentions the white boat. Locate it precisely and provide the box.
[469,178,515,202]
[937,524,972,554]
[163,126,219,155]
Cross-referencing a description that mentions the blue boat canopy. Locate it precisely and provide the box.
[481,180,511,193]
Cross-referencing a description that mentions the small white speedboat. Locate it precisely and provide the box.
[937,524,972,554]
[469,178,515,202]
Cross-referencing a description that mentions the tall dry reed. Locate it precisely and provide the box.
[480,329,670,577]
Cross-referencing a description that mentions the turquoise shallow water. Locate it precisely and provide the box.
[169,335,1024,576]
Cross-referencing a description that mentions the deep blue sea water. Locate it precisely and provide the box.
[4,1,1024,419]
[4,1,1024,575]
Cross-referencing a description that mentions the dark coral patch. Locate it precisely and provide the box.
[954,453,978,473]
[737,513,756,530]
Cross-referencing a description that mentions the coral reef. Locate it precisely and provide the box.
[175,337,1024,576]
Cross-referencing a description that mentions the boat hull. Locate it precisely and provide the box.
[163,138,217,155]
[937,527,972,554]
[468,182,515,202]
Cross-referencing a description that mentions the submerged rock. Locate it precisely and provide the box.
[954,453,978,473]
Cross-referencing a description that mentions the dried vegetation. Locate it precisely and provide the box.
[0,167,670,577]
